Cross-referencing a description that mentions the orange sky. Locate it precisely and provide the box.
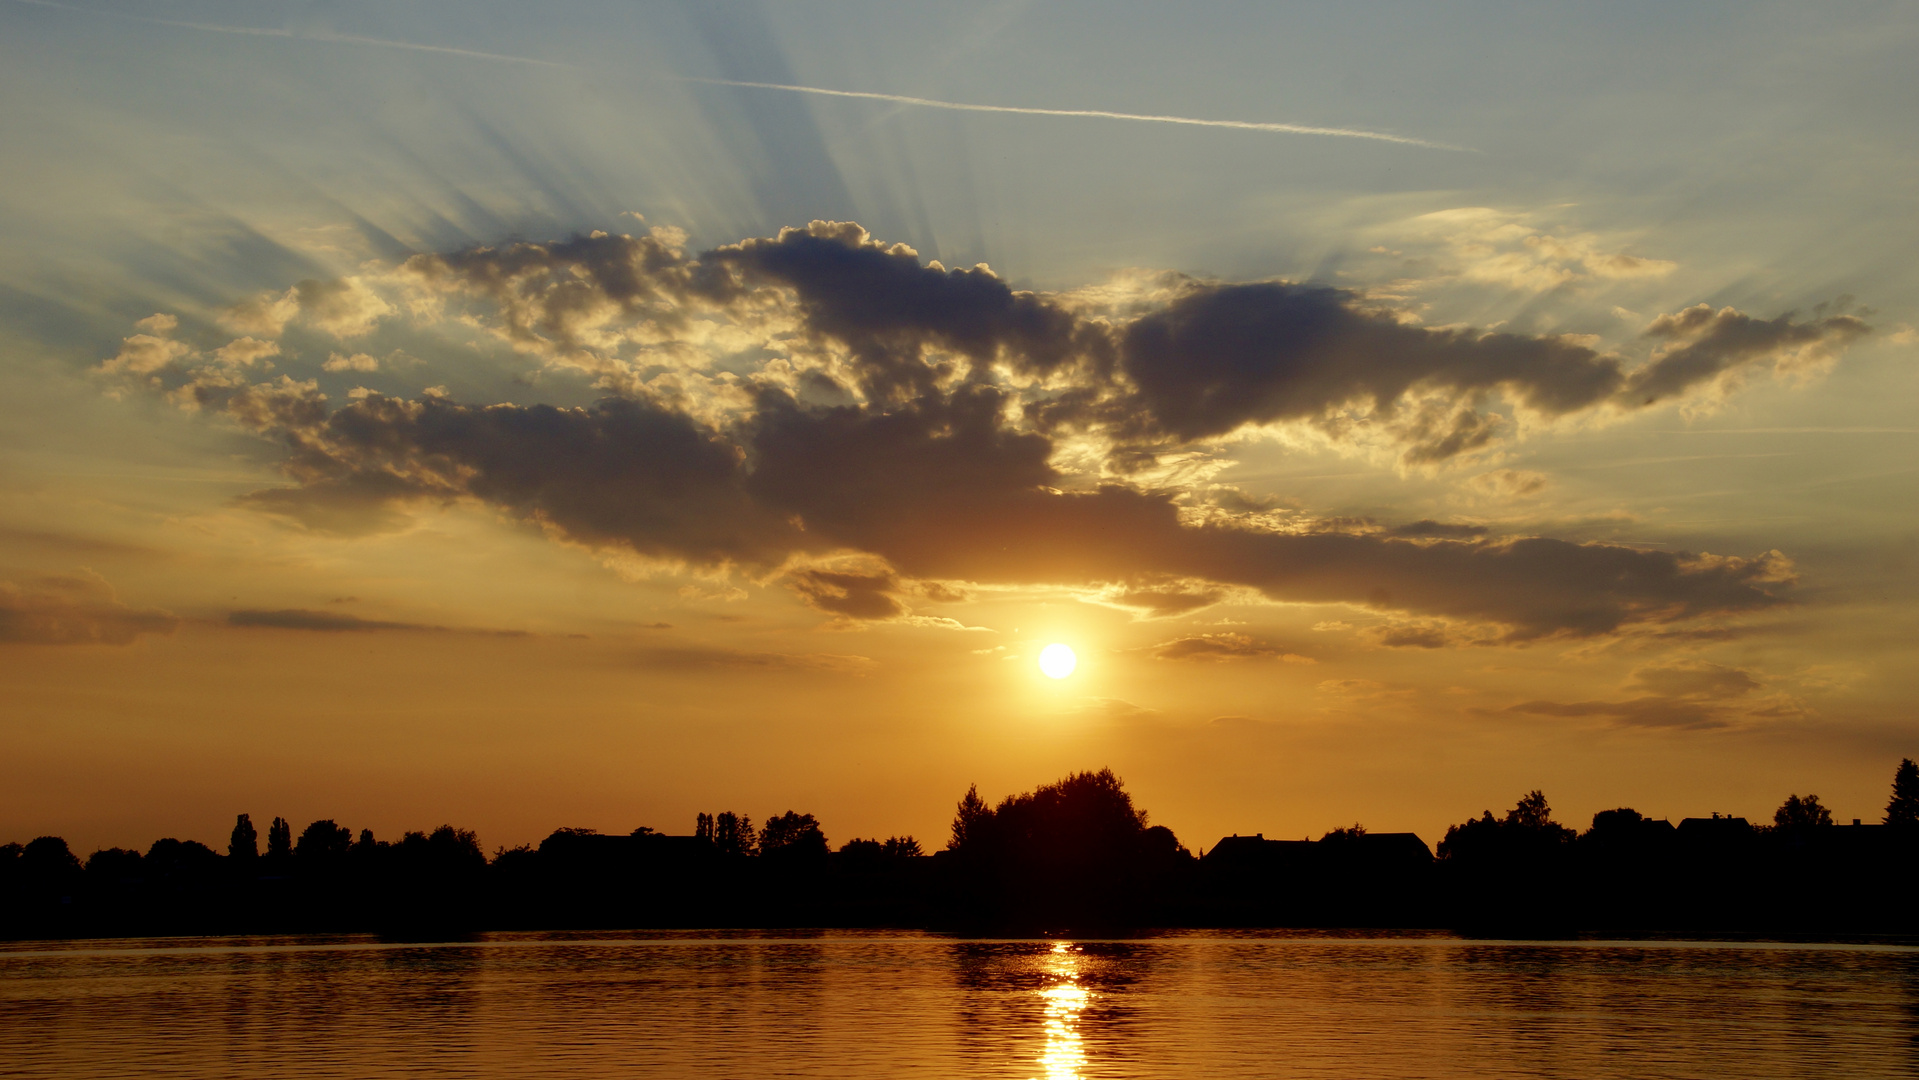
[4,3,1918,858]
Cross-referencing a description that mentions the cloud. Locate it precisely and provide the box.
[1391,207,1680,294]
[1085,578,1230,618]
[222,277,393,339]
[252,221,1859,470]
[96,316,192,378]
[711,222,1093,403]
[633,644,876,675]
[213,337,280,367]
[786,565,909,620]
[195,373,1802,642]
[1469,469,1549,498]
[227,609,439,632]
[1362,622,1465,649]
[1628,660,1762,699]
[1152,632,1311,663]
[0,572,178,645]
[1508,660,1765,730]
[1628,303,1869,406]
[1101,281,1625,445]
[322,352,381,373]
[1386,520,1489,540]
[106,223,1845,643]
[1077,281,1861,463]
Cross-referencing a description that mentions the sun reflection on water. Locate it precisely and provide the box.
[1035,941,1090,1080]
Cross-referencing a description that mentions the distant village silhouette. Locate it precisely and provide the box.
[7,761,1919,939]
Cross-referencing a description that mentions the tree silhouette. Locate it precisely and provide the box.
[85,847,144,880]
[21,836,82,879]
[1586,807,1645,836]
[229,813,259,860]
[296,819,353,862]
[711,812,757,857]
[949,784,990,851]
[396,825,485,872]
[1886,759,1919,827]
[759,811,828,859]
[145,838,220,879]
[1774,794,1833,830]
[1506,790,1558,830]
[944,768,1181,925]
[881,835,923,859]
[1438,790,1575,861]
[694,813,715,842]
[267,816,292,859]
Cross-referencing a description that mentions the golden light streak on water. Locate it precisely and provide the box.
[1035,941,1090,1080]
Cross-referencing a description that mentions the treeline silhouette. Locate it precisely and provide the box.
[7,761,1919,938]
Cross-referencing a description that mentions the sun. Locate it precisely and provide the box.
[1038,643,1078,679]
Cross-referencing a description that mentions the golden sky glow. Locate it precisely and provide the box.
[3,3,1918,856]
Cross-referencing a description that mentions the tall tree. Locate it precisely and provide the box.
[1886,759,1919,827]
[228,813,259,860]
[713,812,757,857]
[267,816,292,859]
[949,784,990,851]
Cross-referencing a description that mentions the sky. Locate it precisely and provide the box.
[3,0,1918,857]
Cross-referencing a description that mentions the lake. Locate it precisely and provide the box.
[3,930,1915,1078]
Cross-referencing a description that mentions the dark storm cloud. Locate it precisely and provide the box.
[261,392,806,562]
[1107,281,1624,441]
[710,223,1090,399]
[372,223,1863,465]
[1627,303,1869,405]
[0,574,178,645]
[1037,280,1863,462]
[785,566,909,620]
[234,374,1796,639]
[400,229,696,358]
[120,222,1857,642]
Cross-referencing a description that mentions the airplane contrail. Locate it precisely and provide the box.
[6,0,569,67]
[679,76,1467,151]
[8,0,1456,148]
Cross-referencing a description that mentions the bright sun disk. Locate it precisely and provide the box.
[1038,643,1077,679]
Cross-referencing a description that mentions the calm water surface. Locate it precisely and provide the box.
[3,930,1916,1078]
